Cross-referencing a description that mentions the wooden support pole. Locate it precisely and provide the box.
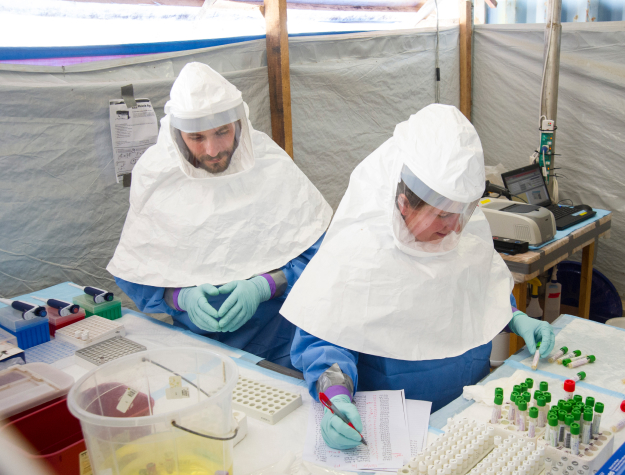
[264,0,294,158]
[578,242,595,319]
[459,0,472,121]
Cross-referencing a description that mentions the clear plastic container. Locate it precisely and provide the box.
[68,347,239,475]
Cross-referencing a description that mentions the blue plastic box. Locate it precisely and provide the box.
[596,439,625,475]
[0,306,50,350]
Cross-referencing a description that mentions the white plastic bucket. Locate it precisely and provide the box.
[68,347,239,475]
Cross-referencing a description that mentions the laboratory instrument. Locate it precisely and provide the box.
[32,296,79,316]
[0,305,50,349]
[568,356,595,368]
[68,347,238,475]
[0,297,46,319]
[74,336,147,369]
[232,376,302,425]
[0,362,74,419]
[69,283,114,303]
[478,198,556,245]
[492,236,529,255]
[55,315,125,348]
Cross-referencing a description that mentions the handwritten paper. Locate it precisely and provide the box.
[304,390,416,471]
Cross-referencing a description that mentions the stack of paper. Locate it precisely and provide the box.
[303,390,431,472]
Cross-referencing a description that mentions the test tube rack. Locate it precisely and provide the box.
[493,401,548,442]
[231,377,302,425]
[54,316,125,348]
[538,429,614,472]
[74,336,146,369]
[397,418,549,475]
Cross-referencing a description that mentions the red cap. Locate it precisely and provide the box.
[563,380,576,392]
[621,400,625,412]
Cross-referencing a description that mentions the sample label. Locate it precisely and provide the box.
[166,387,190,399]
[169,375,182,387]
[79,450,93,475]
[116,387,139,414]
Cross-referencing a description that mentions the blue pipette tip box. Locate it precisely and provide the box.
[0,306,50,350]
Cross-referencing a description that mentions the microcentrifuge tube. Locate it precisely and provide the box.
[592,402,604,435]
[570,423,580,455]
[557,350,581,364]
[568,355,595,368]
[549,347,568,363]
[492,395,503,424]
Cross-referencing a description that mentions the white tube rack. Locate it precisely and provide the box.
[538,429,614,473]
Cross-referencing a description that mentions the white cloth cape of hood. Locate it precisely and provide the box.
[280,139,514,362]
[107,116,333,287]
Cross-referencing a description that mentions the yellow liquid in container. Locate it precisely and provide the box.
[105,431,233,475]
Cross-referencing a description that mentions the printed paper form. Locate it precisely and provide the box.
[406,399,432,456]
[303,390,412,471]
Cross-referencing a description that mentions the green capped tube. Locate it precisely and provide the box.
[548,346,568,363]
[592,402,604,435]
[571,422,580,455]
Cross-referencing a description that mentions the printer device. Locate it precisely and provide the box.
[479,197,556,245]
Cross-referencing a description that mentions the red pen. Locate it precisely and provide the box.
[319,392,367,446]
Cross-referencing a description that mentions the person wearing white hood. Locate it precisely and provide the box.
[107,63,332,368]
[281,104,555,450]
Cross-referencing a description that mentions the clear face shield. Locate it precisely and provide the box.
[170,103,254,177]
[392,164,478,256]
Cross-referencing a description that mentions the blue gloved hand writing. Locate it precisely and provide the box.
[217,276,271,332]
[178,284,220,332]
[508,311,555,357]
[321,394,363,450]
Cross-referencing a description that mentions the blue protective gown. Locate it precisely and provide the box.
[115,235,324,369]
[291,294,517,411]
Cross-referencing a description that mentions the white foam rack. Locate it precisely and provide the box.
[231,377,302,425]
[55,316,125,348]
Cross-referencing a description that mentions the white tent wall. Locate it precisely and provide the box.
[472,21,625,296]
[0,27,458,300]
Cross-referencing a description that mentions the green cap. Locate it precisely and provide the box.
[540,381,549,392]
[495,387,504,396]
[558,399,566,409]
[529,407,539,418]
[583,411,593,422]
[572,350,582,357]
[520,383,528,393]
[588,355,596,363]
[565,414,574,426]
[566,401,574,413]
[574,395,583,403]
[524,392,531,403]
[514,385,522,394]
[525,378,534,389]
[495,395,503,405]
[577,371,586,381]
[595,402,604,414]
[586,397,595,408]
[560,346,569,353]
[548,414,559,427]
[518,401,528,411]
[571,422,580,435]
[544,392,552,403]
[537,396,546,407]
[534,390,542,400]
[558,410,566,422]
[562,358,572,366]
[572,409,581,421]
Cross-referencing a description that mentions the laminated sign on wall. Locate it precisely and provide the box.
[109,98,158,183]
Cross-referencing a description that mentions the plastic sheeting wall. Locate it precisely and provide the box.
[0,27,458,299]
[472,21,625,296]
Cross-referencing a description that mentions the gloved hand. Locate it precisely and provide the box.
[508,311,555,357]
[217,276,271,332]
[177,284,220,332]
[321,395,363,450]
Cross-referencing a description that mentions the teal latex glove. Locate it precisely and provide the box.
[321,395,363,450]
[508,311,555,357]
[178,284,220,332]
[217,276,271,332]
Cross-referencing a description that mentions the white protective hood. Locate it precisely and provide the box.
[280,105,514,361]
[107,63,333,287]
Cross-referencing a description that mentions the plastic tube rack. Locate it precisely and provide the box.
[493,401,548,441]
[538,430,614,472]
[544,454,594,475]
[397,418,497,475]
